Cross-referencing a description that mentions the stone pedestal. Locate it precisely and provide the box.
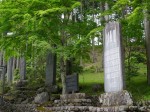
[99,90,133,106]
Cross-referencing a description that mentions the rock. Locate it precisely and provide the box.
[37,87,45,94]
[128,106,138,111]
[51,85,59,93]
[92,84,102,92]
[139,106,147,112]
[34,92,49,104]
[16,98,24,104]
[45,85,59,93]
[21,99,29,104]
[147,101,150,105]
[60,93,86,100]
[4,93,12,96]
[99,90,133,106]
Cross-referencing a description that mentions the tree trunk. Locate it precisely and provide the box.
[60,57,67,94]
[2,52,6,67]
[91,38,96,63]
[19,57,26,81]
[12,57,16,81]
[91,1,96,63]
[7,57,13,85]
[104,2,109,22]
[100,2,105,69]
[144,16,150,85]
[45,51,57,86]
[16,57,20,69]
[0,52,3,66]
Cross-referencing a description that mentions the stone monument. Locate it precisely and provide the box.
[104,21,124,92]
[66,73,79,93]
[45,52,56,86]
[20,57,26,80]
[100,21,133,108]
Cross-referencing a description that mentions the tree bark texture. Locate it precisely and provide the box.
[60,57,67,94]
[7,57,13,85]
[144,17,150,85]
[19,57,26,81]
[0,52,3,66]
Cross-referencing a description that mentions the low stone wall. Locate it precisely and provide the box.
[0,103,37,112]
[42,92,134,112]
[46,105,130,112]
[2,92,150,112]
[42,91,150,112]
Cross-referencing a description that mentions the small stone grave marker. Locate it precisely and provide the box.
[66,73,79,93]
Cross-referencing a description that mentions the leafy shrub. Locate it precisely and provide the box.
[125,56,139,80]
[26,66,45,89]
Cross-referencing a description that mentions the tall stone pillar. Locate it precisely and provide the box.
[7,57,13,85]
[103,21,124,92]
[19,57,26,80]
[45,52,56,86]
[99,21,132,111]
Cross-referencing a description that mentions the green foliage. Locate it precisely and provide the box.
[125,56,139,79]
[86,26,104,38]
[26,66,45,89]
[125,48,146,83]
[13,69,20,81]
[0,0,149,97]
[131,52,146,63]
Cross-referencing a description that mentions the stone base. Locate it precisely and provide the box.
[46,105,138,112]
[99,90,133,106]
[60,93,86,100]
[57,93,92,107]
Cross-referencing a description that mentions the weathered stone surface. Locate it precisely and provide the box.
[54,99,91,104]
[99,90,133,106]
[104,21,124,93]
[45,52,56,86]
[139,106,147,112]
[0,103,37,112]
[46,105,130,112]
[21,99,29,104]
[46,85,59,93]
[60,93,86,100]
[66,73,79,93]
[34,92,49,104]
[36,87,45,94]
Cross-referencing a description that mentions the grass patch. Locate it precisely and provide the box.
[79,63,150,101]
[79,71,104,95]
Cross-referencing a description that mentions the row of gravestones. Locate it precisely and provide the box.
[46,51,79,93]
[0,57,26,105]
[0,21,131,109]
[14,21,126,96]
[0,57,26,84]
